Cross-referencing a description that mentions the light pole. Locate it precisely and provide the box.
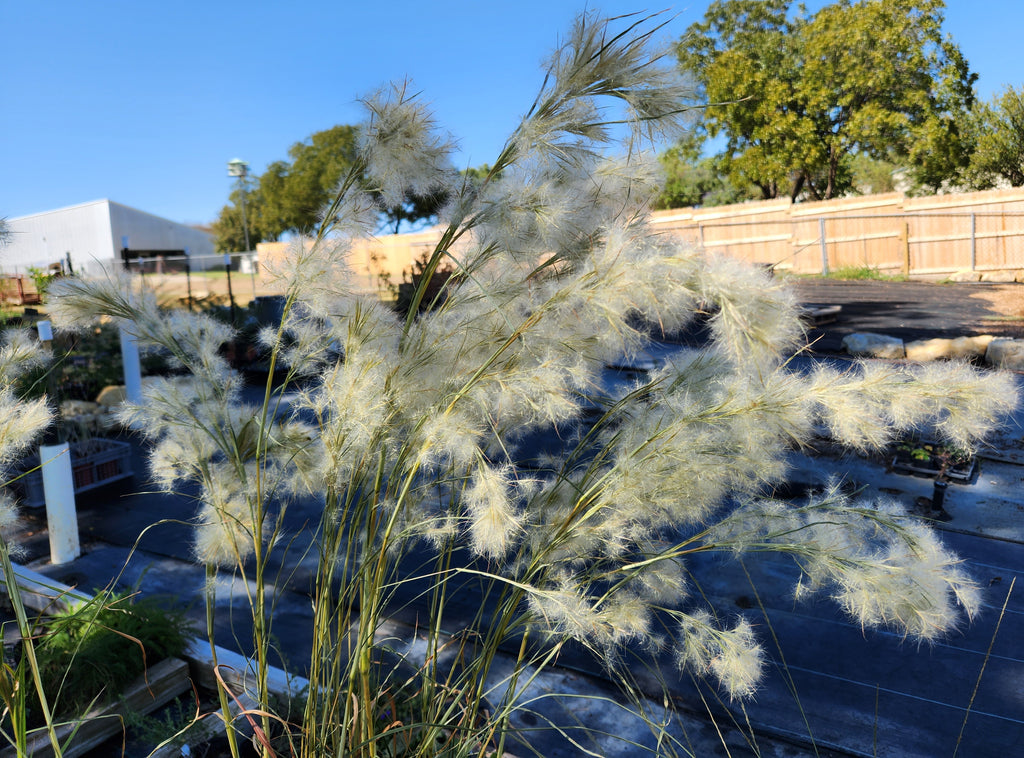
[227,158,251,253]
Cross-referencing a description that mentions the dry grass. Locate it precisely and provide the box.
[968,283,1024,341]
[139,272,286,309]
[971,283,1024,320]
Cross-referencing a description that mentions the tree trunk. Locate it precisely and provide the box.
[789,173,806,202]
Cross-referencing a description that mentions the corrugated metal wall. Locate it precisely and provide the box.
[3,200,215,276]
[2,200,113,274]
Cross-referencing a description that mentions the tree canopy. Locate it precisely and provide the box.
[267,125,362,236]
[962,85,1024,189]
[676,0,976,201]
[212,124,450,251]
[655,149,759,209]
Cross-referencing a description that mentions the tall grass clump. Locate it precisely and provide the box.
[44,11,1019,757]
[0,330,62,755]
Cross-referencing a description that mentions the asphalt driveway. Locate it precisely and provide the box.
[791,278,1024,353]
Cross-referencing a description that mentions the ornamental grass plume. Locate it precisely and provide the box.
[43,10,1021,757]
[0,330,62,755]
[0,331,52,538]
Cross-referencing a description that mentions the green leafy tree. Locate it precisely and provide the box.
[462,163,497,183]
[656,148,759,208]
[256,159,298,236]
[678,0,976,200]
[962,85,1024,189]
[849,153,902,195]
[266,125,363,234]
[374,186,449,235]
[210,186,275,253]
[213,124,452,246]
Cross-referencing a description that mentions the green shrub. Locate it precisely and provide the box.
[26,594,191,724]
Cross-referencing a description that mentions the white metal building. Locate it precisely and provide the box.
[2,199,216,276]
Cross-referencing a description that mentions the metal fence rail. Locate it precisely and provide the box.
[121,252,270,311]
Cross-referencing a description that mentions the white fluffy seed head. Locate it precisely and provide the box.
[36,12,1022,708]
[465,464,522,559]
[360,81,456,210]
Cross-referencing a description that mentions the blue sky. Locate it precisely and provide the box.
[3,1,1022,226]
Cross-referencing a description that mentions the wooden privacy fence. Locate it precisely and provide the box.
[650,187,1024,276]
[248,187,1024,294]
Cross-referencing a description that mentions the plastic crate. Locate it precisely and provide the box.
[12,439,134,508]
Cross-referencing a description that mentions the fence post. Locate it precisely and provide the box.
[900,222,910,277]
[36,320,80,565]
[184,246,193,311]
[819,218,829,275]
[970,213,977,271]
[41,442,80,565]
[225,253,237,324]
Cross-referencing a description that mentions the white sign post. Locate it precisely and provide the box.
[36,320,81,565]
[119,327,143,404]
[40,443,80,564]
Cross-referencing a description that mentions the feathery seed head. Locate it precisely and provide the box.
[193,463,273,567]
[36,10,1023,715]
[465,464,522,559]
[360,81,456,210]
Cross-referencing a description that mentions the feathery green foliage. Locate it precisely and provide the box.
[961,85,1024,189]
[41,10,1020,757]
[28,593,191,723]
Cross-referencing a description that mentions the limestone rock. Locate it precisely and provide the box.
[905,335,995,362]
[95,385,127,408]
[981,269,1020,283]
[948,269,983,283]
[60,399,99,416]
[986,338,1024,370]
[841,332,905,359]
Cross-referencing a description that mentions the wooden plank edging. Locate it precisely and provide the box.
[0,658,190,758]
[0,562,309,753]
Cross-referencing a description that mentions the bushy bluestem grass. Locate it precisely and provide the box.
[0,331,64,755]
[42,11,1020,757]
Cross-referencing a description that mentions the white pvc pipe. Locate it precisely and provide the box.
[40,442,80,565]
[119,326,143,404]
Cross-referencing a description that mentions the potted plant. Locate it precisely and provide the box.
[891,437,977,482]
